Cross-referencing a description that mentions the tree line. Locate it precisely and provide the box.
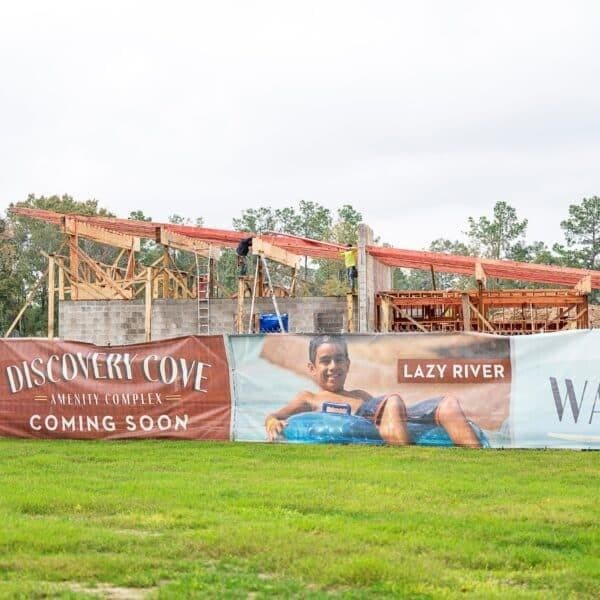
[396,198,600,291]
[0,194,598,336]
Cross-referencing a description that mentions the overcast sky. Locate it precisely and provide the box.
[1,1,599,250]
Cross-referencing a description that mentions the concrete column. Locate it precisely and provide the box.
[358,223,392,332]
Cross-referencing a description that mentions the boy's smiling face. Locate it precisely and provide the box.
[308,342,350,392]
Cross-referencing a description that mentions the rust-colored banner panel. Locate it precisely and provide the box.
[398,359,511,384]
[0,336,231,440]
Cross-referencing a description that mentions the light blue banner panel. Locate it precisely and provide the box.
[230,333,513,448]
[511,329,600,449]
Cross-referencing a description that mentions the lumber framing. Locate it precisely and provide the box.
[461,294,471,331]
[575,275,592,294]
[145,267,152,342]
[236,277,247,333]
[6,206,597,337]
[367,246,600,289]
[475,262,487,287]
[3,267,50,338]
[159,227,215,258]
[72,245,132,300]
[9,207,339,310]
[47,255,55,339]
[64,217,140,251]
[69,235,79,299]
[252,238,301,270]
[376,289,589,334]
[347,292,355,333]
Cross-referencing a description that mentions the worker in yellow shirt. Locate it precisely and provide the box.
[340,243,358,292]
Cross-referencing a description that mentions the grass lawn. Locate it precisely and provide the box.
[0,440,598,599]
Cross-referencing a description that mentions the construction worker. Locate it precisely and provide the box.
[235,237,253,276]
[340,243,358,292]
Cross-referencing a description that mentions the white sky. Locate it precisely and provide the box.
[1,1,599,249]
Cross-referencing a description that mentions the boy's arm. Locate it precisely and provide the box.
[265,392,313,441]
[354,389,372,402]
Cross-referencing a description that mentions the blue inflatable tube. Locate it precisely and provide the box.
[282,402,490,447]
[283,402,385,445]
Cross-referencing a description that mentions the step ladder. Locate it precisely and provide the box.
[195,249,211,335]
[247,256,286,333]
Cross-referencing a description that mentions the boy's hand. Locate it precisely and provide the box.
[266,416,286,441]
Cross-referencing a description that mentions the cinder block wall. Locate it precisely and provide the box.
[59,296,357,345]
[59,300,147,346]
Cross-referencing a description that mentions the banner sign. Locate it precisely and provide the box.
[510,330,600,448]
[230,333,512,448]
[1,331,599,448]
[0,336,231,440]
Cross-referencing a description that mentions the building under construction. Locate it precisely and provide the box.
[5,207,598,344]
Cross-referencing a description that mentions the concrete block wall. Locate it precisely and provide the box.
[59,300,147,346]
[59,296,357,345]
[211,296,355,334]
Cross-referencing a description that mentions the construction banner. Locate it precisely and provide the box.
[2,331,599,447]
[230,333,512,448]
[230,332,600,449]
[510,329,600,448]
[0,336,231,440]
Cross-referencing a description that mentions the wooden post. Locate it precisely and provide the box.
[468,301,496,333]
[58,258,65,300]
[347,292,355,333]
[145,267,152,342]
[153,269,160,299]
[126,249,136,279]
[209,257,217,297]
[477,282,485,330]
[430,265,436,290]
[379,295,391,332]
[581,295,589,328]
[529,303,535,333]
[47,255,55,339]
[574,302,589,329]
[248,259,260,333]
[289,267,297,297]
[69,234,79,299]
[257,258,265,297]
[237,277,245,333]
[461,293,471,331]
[162,248,170,298]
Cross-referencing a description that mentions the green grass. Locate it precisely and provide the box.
[0,441,598,599]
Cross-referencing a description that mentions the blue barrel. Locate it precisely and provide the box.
[259,313,289,333]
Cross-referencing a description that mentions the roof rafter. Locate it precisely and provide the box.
[13,207,599,288]
[10,207,346,260]
[367,246,600,289]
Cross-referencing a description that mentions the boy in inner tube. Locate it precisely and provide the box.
[264,334,482,447]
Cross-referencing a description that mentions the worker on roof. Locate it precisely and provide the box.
[236,237,253,276]
[340,243,358,292]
